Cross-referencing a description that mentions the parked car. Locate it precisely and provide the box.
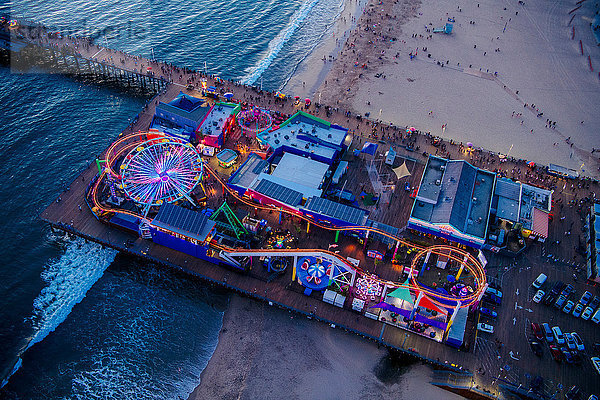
[563,300,575,314]
[579,291,593,306]
[533,290,545,303]
[570,351,582,365]
[571,332,585,351]
[589,296,600,310]
[480,307,497,318]
[562,347,575,364]
[483,292,502,305]
[552,326,565,344]
[573,303,584,318]
[531,323,544,341]
[561,284,575,297]
[550,281,564,296]
[486,287,503,298]
[565,385,581,400]
[592,357,600,375]
[542,323,554,342]
[592,308,600,324]
[554,295,567,309]
[532,273,547,289]
[565,333,577,350]
[477,323,494,333]
[543,293,557,305]
[549,345,562,361]
[529,340,543,357]
[582,306,594,320]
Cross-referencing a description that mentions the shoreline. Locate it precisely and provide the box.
[282,0,369,100]
[187,294,465,400]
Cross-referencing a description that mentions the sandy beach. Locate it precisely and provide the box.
[188,294,463,400]
[316,0,600,177]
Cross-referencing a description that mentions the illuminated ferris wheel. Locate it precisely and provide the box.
[120,139,203,215]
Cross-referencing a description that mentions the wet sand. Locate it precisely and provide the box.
[188,295,464,400]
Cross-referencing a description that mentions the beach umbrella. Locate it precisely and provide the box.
[528,161,535,168]
[294,96,300,100]
[466,142,473,148]
[305,98,311,104]
[223,92,234,99]
[407,126,416,133]
[146,66,152,71]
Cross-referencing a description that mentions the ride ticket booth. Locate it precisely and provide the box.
[367,242,387,261]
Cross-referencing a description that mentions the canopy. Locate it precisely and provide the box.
[361,142,378,156]
[223,93,234,99]
[393,161,411,179]
[415,293,447,314]
[388,281,413,304]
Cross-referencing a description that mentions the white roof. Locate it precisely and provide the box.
[271,153,329,191]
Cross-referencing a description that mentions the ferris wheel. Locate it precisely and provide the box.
[120,139,203,215]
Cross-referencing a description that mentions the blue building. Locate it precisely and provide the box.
[150,203,216,259]
[151,92,210,141]
[408,156,496,249]
[257,111,350,165]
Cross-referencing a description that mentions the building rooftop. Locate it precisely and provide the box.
[151,203,216,243]
[197,102,237,137]
[257,111,348,163]
[228,153,268,189]
[250,179,303,207]
[302,196,369,226]
[156,92,210,124]
[414,156,446,204]
[519,183,552,232]
[494,178,521,223]
[270,153,328,192]
[411,156,495,240]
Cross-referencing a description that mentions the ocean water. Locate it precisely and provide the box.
[0,0,345,398]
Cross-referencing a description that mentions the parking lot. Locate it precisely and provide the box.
[474,249,600,399]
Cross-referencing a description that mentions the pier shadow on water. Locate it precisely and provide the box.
[373,350,419,385]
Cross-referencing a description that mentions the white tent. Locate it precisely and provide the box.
[393,161,411,179]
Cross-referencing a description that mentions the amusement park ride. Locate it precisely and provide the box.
[89,126,487,343]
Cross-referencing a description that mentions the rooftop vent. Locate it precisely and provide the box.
[435,179,441,186]
[440,165,446,171]
[472,197,478,203]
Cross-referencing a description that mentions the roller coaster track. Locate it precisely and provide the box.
[89,132,487,306]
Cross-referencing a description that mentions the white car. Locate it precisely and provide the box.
[533,290,545,303]
[571,332,585,351]
[592,357,600,375]
[486,287,503,298]
[552,326,565,344]
[565,333,576,350]
[532,273,547,289]
[581,306,594,320]
[477,323,494,334]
